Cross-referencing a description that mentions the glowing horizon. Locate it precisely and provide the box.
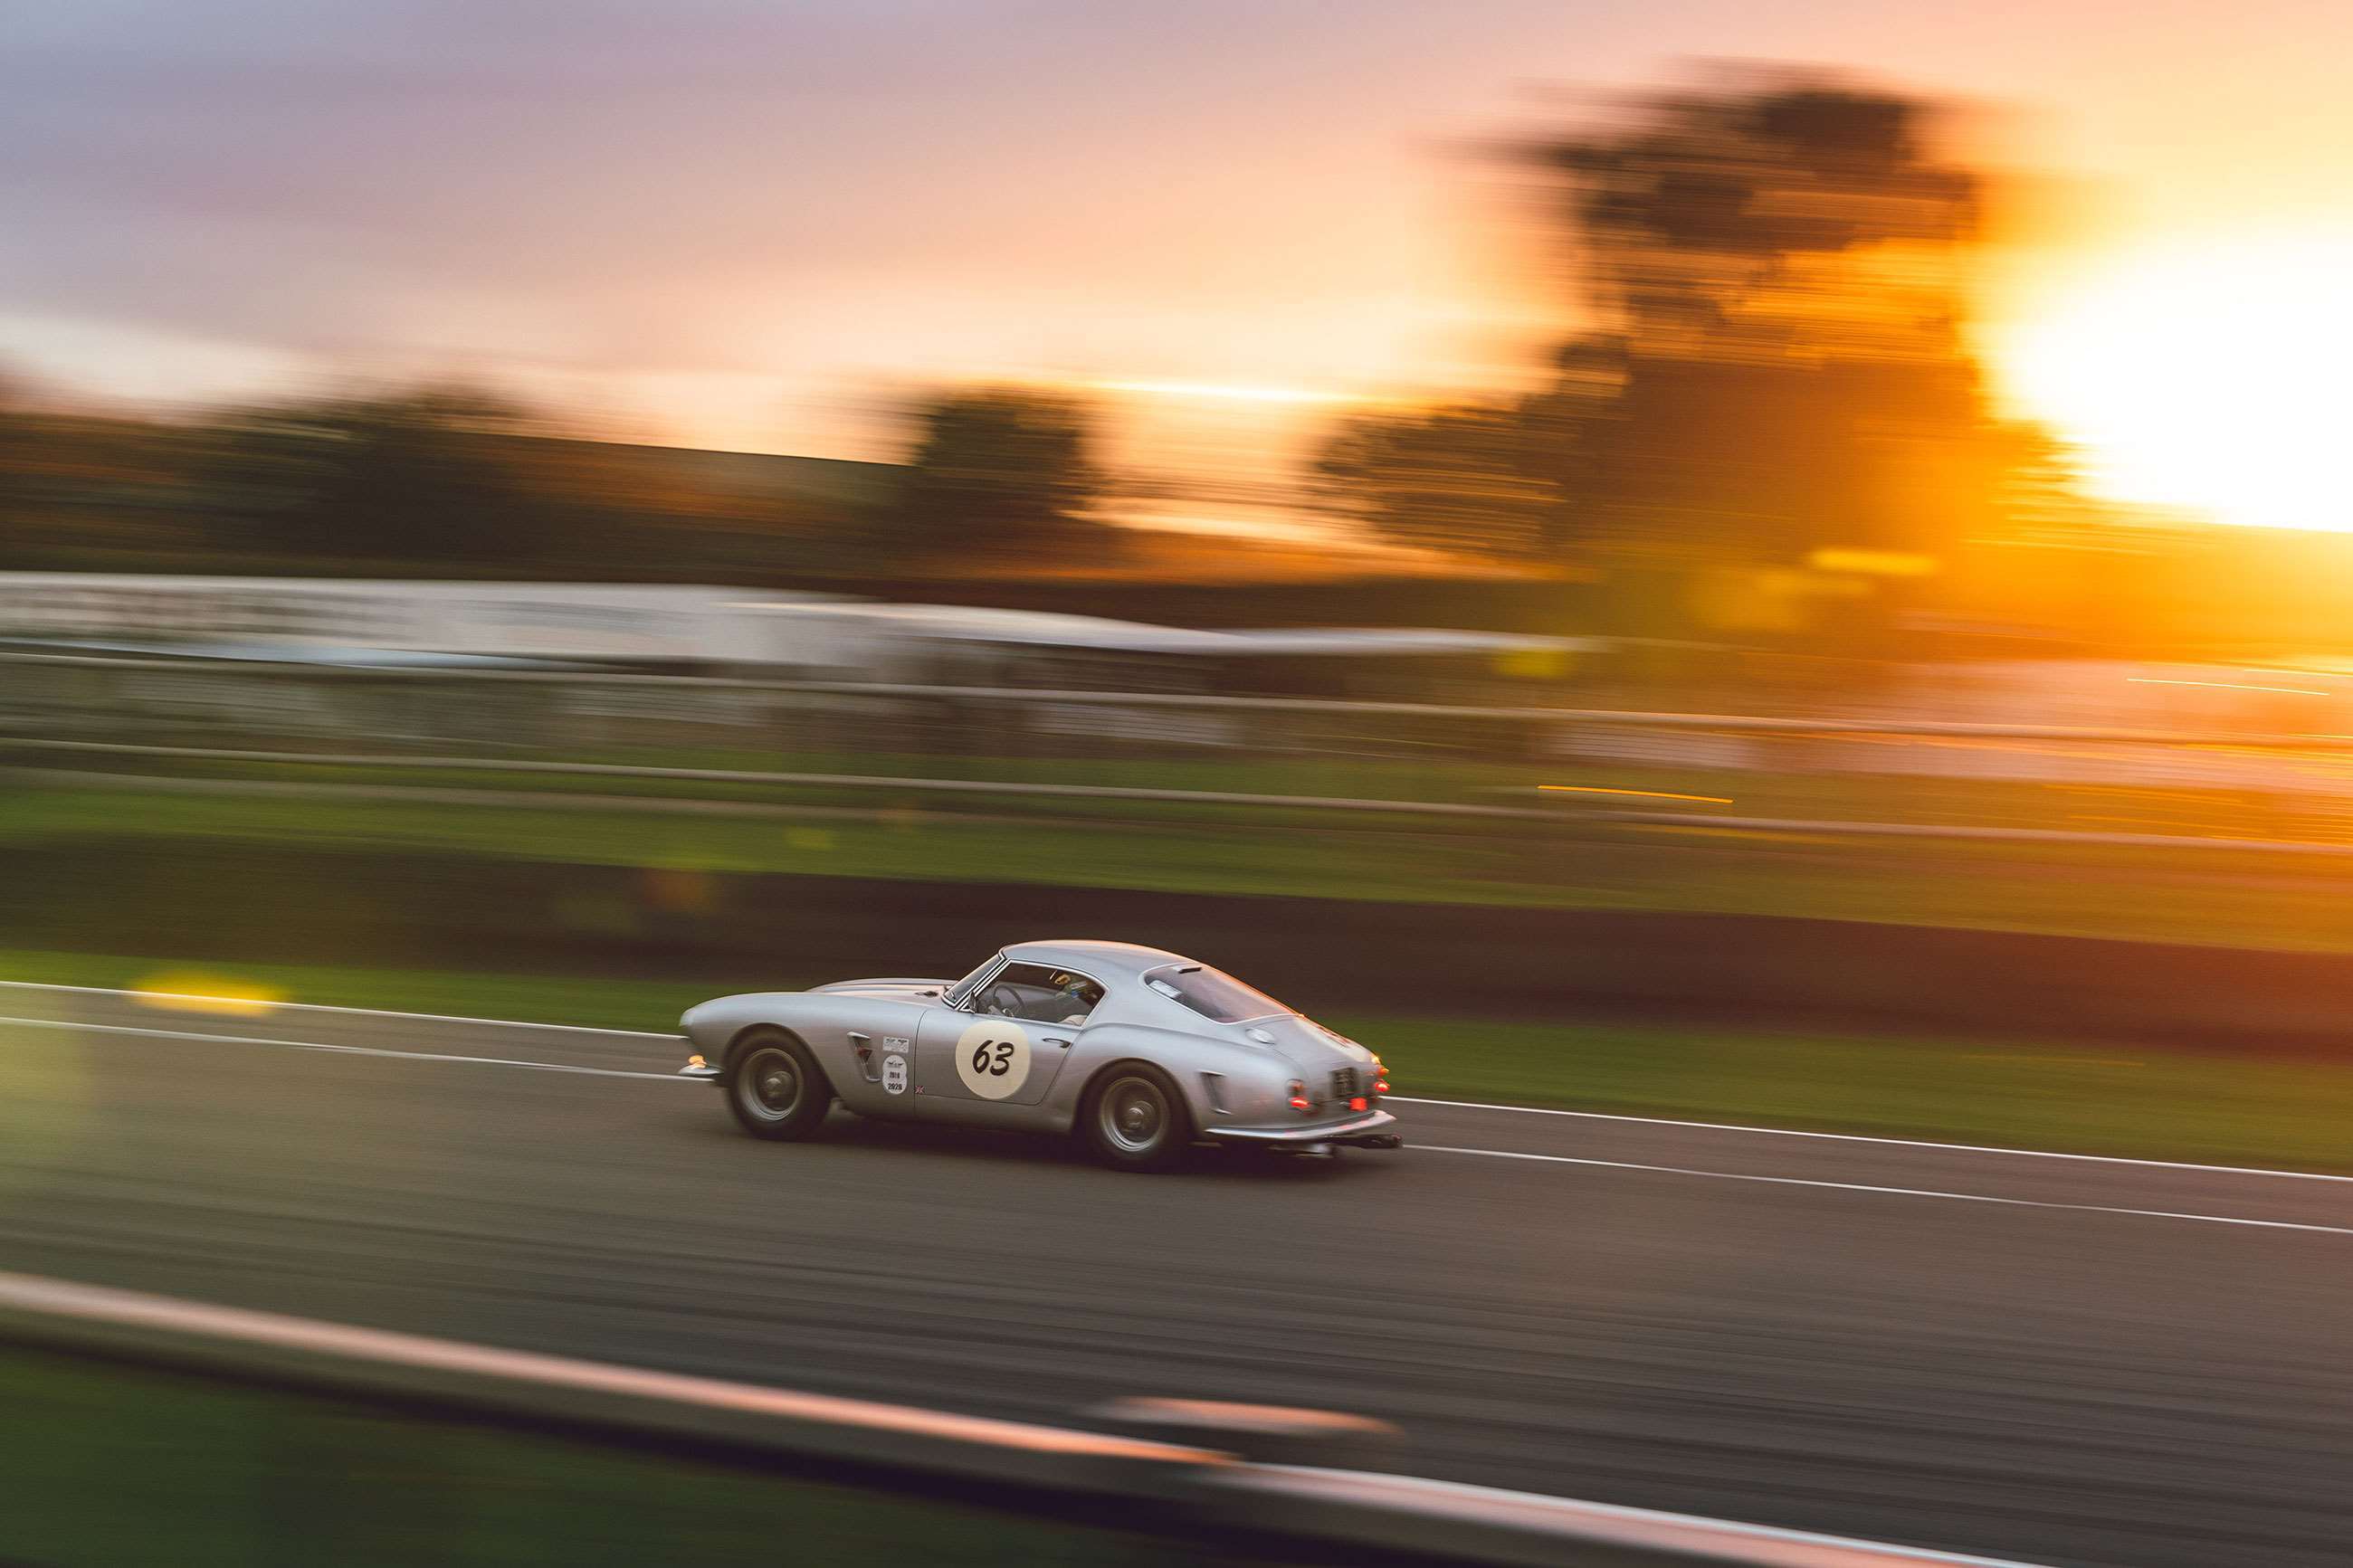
[11,3,2353,534]
[1994,230,2353,532]
[1090,378,1366,406]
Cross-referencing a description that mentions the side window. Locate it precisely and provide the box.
[968,963,1105,1026]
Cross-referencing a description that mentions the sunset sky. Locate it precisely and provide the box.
[7,0,2351,528]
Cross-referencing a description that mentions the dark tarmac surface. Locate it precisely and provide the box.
[0,984,2345,1567]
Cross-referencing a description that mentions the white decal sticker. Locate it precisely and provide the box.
[881,1052,910,1096]
[881,1036,911,1050]
[953,1018,1032,1100]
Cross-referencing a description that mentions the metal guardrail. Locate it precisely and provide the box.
[0,1268,2045,1566]
[16,651,2353,849]
[5,646,2351,748]
[0,736,1552,820]
[19,736,2353,855]
[1615,809,2353,857]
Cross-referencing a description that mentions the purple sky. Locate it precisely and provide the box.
[6,0,2349,482]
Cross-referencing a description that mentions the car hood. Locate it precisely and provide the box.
[811,977,948,1001]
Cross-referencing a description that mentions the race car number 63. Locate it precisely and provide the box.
[953,1018,1032,1100]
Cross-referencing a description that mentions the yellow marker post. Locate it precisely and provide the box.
[1536,785,1734,805]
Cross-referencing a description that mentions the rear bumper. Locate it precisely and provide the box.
[1202,1108,1401,1149]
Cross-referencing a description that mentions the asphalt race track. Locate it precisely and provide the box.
[0,984,2346,1567]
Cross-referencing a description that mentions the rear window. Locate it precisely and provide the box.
[1142,964,1287,1023]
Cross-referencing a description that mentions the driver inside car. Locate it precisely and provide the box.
[1042,972,1102,1025]
[978,970,1103,1025]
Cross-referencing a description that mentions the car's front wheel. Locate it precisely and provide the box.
[1081,1064,1190,1171]
[725,1030,831,1142]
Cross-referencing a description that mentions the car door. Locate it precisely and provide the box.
[914,963,1090,1120]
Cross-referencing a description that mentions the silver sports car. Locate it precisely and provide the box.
[677,938,1400,1169]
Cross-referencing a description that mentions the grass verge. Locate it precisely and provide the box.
[16,781,2353,948]
[0,1346,1224,1567]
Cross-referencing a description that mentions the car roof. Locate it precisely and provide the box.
[999,938,1197,978]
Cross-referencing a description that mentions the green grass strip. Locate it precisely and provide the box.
[9,947,2348,1172]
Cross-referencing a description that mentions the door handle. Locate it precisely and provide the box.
[1043,1036,1072,1048]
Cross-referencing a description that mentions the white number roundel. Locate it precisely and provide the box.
[954,1019,1032,1099]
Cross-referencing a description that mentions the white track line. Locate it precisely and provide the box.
[1388,1097,2353,1183]
[4,977,2339,1185]
[1417,1145,2353,1237]
[0,1014,685,1081]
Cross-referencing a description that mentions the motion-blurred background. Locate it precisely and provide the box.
[5,5,2353,1566]
[13,9,2353,1064]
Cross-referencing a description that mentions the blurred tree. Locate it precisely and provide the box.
[1542,80,1979,360]
[195,387,564,568]
[1313,337,1623,561]
[0,371,210,569]
[879,388,1107,566]
[0,370,26,552]
[1528,73,2006,579]
[488,434,849,581]
[1314,403,1564,560]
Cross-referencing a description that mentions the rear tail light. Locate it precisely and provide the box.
[1287,1080,1312,1113]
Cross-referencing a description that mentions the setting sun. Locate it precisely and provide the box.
[2001,233,2353,531]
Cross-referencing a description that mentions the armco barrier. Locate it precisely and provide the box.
[0,1269,2046,1567]
[0,736,1552,819]
[11,649,2353,751]
[0,1269,1206,1500]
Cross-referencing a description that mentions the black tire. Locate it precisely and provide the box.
[1081,1063,1191,1172]
[724,1030,832,1142]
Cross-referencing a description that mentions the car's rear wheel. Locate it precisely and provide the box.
[1081,1064,1190,1171]
[725,1030,831,1141]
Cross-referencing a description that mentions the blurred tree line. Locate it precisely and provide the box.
[0,375,1109,583]
[0,67,2290,659]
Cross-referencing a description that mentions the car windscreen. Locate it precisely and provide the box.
[1141,964,1288,1023]
[942,955,1000,1010]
